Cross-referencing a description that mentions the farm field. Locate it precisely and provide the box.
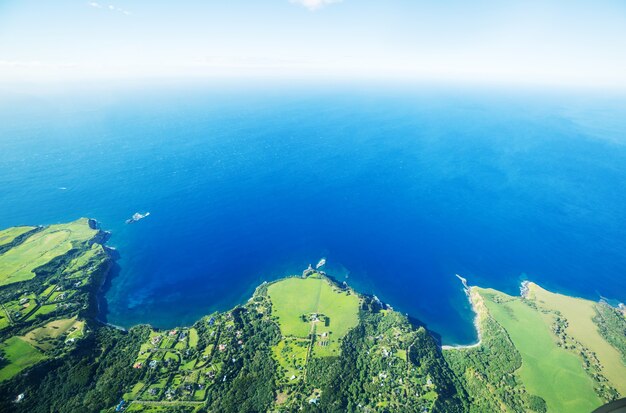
[63,243,106,276]
[0,218,98,287]
[26,304,57,321]
[0,313,9,330]
[267,276,360,354]
[272,338,308,381]
[188,328,198,348]
[126,402,201,412]
[478,288,601,413]
[0,336,47,381]
[266,274,361,387]
[23,317,84,351]
[0,226,36,248]
[526,282,626,395]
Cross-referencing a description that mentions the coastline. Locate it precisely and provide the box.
[89,225,127,331]
[441,275,483,350]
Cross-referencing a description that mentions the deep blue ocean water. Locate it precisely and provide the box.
[1,83,625,344]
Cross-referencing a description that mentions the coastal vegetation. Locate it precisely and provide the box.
[0,336,46,381]
[0,218,99,287]
[112,275,461,412]
[0,226,37,249]
[267,275,360,358]
[593,301,626,365]
[444,290,537,413]
[446,283,626,413]
[526,282,626,396]
[0,218,111,387]
[480,288,601,413]
[0,219,624,412]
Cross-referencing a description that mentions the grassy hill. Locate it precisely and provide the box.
[0,227,37,249]
[0,218,110,385]
[0,218,99,287]
[268,275,360,358]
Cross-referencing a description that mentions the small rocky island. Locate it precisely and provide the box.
[125,212,150,224]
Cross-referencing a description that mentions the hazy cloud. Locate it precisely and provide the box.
[290,0,342,11]
[88,2,131,16]
[0,60,78,70]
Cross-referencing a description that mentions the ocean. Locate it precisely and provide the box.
[1,82,625,344]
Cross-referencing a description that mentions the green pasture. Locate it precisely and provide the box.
[0,336,47,381]
[479,288,601,413]
[0,313,9,330]
[126,403,174,412]
[40,284,57,298]
[26,303,57,321]
[0,218,98,287]
[48,290,65,302]
[528,282,626,395]
[193,387,207,401]
[66,321,85,340]
[181,358,197,371]
[123,381,146,400]
[0,226,35,247]
[272,338,308,381]
[143,376,169,400]
[126,403,202,412]
[189,328,199,348]
[23,317,83,350]
[165,351,180,364]
[63,243,105,276]
[267,276,359,357]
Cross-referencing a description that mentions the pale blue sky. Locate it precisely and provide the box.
[1,0,626,88]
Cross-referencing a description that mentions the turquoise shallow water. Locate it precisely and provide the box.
[0,83,625,344]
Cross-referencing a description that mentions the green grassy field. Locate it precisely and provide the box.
[126,403,176,412]
[267,276,359,357]
[188,328,199,348]
[66,321,85,340]
[23,317,83,350]
[272,338,309,381]
[0,218,98,287]
[0,336,47,381]
[63,243,105,276]
[0,312,10,330]
[143,377,169,400]
[165,352,180,364]
[478,288,601,413]
[128,381,146,399]
[26,303,57,321]
[527,282,626,395]
[126,403,202,412]
[40,284,57,298]
[0,226,36,247]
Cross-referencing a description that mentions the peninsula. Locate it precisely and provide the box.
[0,219,624,413]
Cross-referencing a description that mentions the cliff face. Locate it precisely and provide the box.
[0,219,127,412]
